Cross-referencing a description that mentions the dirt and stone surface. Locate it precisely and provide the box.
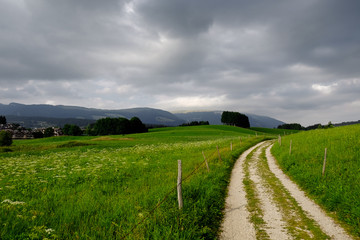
[220,141,353,240]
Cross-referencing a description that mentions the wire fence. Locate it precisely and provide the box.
[118,148,218,239]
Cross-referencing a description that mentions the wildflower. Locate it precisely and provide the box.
[2,199,26,205]
[45,228,55,234]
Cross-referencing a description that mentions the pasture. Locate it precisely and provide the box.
[1,125,271,239]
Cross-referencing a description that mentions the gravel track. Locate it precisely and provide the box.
[220,142,263,240]
[220,140,353,240]
[249,143,289,239]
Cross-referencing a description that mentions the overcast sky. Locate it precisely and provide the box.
[1,0,360,125]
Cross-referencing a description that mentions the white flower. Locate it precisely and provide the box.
[2,199,26,205]
[45,228,55,234]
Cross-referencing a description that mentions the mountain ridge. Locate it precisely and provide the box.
[0,103,185,127]
[0,103,285,128]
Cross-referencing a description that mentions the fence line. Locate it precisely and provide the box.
[119,137,265,239]
[202,151,210,172]
[119,147,217,239]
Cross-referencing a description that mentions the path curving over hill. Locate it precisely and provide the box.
[220,141,353,240]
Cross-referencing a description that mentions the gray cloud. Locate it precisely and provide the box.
[0,0,359,125]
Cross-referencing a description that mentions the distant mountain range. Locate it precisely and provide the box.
[0,103,184,128]
[0,103,285,128]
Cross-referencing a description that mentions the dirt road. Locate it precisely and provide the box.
[220,141,353,240]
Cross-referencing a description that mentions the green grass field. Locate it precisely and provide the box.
[1,125,272,239]
[271,124,360,236]
[250,127,301,135]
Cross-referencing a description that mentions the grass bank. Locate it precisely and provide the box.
[271,124,360,236]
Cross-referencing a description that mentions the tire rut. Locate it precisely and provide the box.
[248,142,288,240]
[220,140,353,240]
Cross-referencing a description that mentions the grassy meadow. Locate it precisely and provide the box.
[271,124,360,236]
[1,125,273,239]
[250,127,300,136]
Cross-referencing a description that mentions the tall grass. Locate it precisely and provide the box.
[271,124,360,236]
[1,125,270,239]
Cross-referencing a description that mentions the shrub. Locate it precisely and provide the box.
[0,130,12,146]
[44,127,54,138]
[32,131,44,139]
[63,124,83,136]
[0,115,6,124]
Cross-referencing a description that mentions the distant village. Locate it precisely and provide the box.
[0,123,63,139]
[0,114,148,139]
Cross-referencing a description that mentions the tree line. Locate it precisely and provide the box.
[277,122,334,130]
[0,115,148,146]
[59,117,148,136]
[180,121,209,127]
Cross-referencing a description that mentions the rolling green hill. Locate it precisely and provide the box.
[0,125,271,239]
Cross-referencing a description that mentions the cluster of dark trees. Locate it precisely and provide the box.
[277,123,304,130]
[86,117,147,136]
[180,121,209,127]
[278,122,334,130]
[0,116,6,124]
[221,111,250,128]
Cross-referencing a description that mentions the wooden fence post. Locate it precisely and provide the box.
[217,145,222,162]
[202,151,210,172]
[278,135,281,146]
[177,160,183,210]
[322,148,327,176]
[289,140,292,155]
[230,142,233,151]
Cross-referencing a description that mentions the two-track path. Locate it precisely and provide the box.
[220,140,353,240]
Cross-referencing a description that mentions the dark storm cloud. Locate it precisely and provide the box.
[137,0,213,38]
[0,0,359,125]
[0,0,131,81]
